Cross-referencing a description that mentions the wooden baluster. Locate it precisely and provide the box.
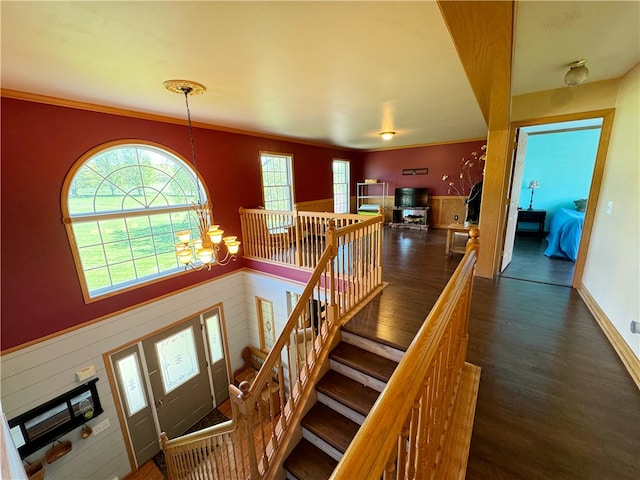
[397,415,411,479]
[406,398,420,480]
[415,383,430,480]
[384,447,397,480]
[294,208,301,266]
[422,374,436,477]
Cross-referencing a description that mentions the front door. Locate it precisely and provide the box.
[142,316,212,439]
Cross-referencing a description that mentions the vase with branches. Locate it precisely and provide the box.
[442,145,486,224]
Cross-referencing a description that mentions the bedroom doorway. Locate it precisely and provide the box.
[500,113,610,287]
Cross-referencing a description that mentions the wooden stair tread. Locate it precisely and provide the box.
[317,370,379,416]
[330,342,398,382]
[302,402,360,453]
[284,438,337,480]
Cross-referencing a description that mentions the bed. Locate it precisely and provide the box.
[544,207,585,261]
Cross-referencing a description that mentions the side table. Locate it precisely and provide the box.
[445,223,471,256]
[517,209,546,236]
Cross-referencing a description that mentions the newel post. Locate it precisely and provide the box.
[466,227,480,255]
[232,381,260,479]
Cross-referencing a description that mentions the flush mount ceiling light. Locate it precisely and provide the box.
[379,131,396,141]
[564,59,589,87]
[163,79,240,271]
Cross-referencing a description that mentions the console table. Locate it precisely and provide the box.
[517,209,546,236]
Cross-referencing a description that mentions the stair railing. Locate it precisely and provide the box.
[239,207,369,269]
[161,214,384,480]
[330,228,480,480]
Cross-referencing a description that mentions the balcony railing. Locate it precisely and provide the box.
[239,207,372,269]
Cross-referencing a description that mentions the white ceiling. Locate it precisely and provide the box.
[1,1,638,150]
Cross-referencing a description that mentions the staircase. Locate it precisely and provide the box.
[284,331,403,480]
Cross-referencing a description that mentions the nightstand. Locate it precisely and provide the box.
[517,209,546,236]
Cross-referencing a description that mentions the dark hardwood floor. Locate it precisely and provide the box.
[345,227,640,479]
[344,227,462,350]
[500,234,575,287]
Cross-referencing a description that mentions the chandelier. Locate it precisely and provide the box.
[164,79,240,270]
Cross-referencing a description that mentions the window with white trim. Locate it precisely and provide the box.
[332,159,350,213]
[63,142,206,301]
[260,152,293,211]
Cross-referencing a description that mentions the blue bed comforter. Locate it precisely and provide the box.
[544,208,585,261]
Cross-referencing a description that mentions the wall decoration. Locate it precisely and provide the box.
[402,168,429,176]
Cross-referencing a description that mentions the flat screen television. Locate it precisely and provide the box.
[395,188,429,208]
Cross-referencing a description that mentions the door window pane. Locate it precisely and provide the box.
[116,353,148,416]
[205,310,224,364]
[257,297,276,351]
[155,327,200,394]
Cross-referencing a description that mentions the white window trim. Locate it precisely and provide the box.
[62,140,207,303]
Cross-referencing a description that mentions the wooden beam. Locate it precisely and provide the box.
[438,1,515,277]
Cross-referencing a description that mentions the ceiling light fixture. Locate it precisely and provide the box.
[564,59,589,87]
[379,131,396,141]
[163,79,240,270]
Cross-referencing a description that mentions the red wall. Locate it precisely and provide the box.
[0,98,363,350]
[362,140,486,196]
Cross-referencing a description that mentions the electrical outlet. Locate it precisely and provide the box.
[93,418,110,435]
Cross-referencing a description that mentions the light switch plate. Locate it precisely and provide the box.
[606,201,614,214]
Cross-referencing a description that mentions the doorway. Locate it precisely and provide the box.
[500,115,607,286]
[107,305,231,469]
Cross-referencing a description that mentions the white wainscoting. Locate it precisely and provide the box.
[0,271,247,480]
[242,271,305,349]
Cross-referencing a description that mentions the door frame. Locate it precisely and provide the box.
[502,109,615,288]
[103,302,233,471]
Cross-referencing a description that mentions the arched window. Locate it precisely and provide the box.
[62,141,205,301]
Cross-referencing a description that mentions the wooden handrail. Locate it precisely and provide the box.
[330,228,479,479]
